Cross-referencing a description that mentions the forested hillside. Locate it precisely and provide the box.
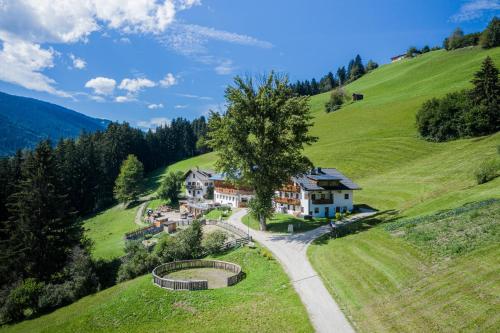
[0,92,109,156]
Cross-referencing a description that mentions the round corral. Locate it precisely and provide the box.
[152,259,243,290]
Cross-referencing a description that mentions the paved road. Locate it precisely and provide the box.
[229,209,375,333]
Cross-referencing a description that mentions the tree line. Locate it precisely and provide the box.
[289,54,378,96]
[443,17,499,51]
[0,116,208,323]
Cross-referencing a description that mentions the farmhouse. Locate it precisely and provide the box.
[211,173,254,208]
[183,168,215,201]
[390,53,407,62]
[274,167,361,218]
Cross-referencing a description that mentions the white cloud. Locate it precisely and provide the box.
[0,33,69,97]
[159,72,178,87]
[115,37,131,44]
[119,77,155,92]
[174,104,188,109]
[214,59,236,75]
[148,103,164,109]
[115,95,137,103]
[137,117,171,129]
[451,0,500,22]
[69,53,86,69]
[160,23,273,57]
[0,0,200,96]
[177,93,212,100]
[85,76,116,95]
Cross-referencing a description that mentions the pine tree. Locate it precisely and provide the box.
[113,154,144,204]
[7,141,81,281]
[471,56,499,105]
[337,66,347,86]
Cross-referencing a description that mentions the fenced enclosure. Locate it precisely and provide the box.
[152,259,243,290]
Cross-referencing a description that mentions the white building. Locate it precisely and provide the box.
[183,168,215,201]
[210,173,254,208]
[274,167,361,218]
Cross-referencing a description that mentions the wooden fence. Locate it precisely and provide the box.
[124,225,162,240]
[152,259,243,290]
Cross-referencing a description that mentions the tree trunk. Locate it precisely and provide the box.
[259,214,267,231]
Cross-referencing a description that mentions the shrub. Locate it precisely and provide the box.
[259,248,274,260]
[202,230,228,255]
[117,241,159,282]
[0,279,44,323]
[325,88,347,113]
[474,159,500,184]
[335,212,342,221]
[155,234,188,262]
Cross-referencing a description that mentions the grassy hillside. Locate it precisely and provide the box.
[308,200,500,332]
[1,247,313,333]
[153,47,500,217]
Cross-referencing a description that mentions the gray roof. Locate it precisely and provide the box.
[183,168,215,181]
[292,168,361,191]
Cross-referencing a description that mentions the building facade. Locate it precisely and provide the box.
[210,173,254,208]
[274,167,361,218]
[183,168,214,201]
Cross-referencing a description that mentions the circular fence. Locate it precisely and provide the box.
[152,259,243,291]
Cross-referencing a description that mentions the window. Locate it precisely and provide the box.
[321,193,325,199]
[344,193,349,200]
[205,182,208,186]
[296,193,299,199]
[311,194,316,200]
[309,211,312,215]
[330,193,334,200]
[314,207,319,214]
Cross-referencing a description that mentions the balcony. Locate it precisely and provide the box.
[311,198,333,205]
[186,184,202,190]
[280,184,301,193]
[274,197,300,206]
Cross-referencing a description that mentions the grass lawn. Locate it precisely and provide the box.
[204,208,232,220]
[242,213,328,233]
[84,204,145,260]
[1,247,313,333]
[308,200,500,332]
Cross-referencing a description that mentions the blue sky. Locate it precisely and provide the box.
[0,0,498,129]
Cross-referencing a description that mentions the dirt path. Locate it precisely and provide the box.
[229,209,375,333]
[134,194,156,226]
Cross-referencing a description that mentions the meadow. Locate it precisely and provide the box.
[1,247,313,333]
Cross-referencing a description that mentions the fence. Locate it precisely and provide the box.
[204,219,252,250]
[152,259,243,290]
[124,225,163,240]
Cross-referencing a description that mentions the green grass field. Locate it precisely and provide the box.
[1,247,313,333]
[84,204,145,260]
[242,213,328,233]
[308,200,500,332]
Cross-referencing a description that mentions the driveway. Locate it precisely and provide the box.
[229,209,375,333]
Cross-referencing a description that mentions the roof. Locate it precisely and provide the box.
[183,168,215,181]
[391,54,406,60]
[292,167,361,191]
[209,170,243,181]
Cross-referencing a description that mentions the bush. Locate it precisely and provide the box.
[155,234,188,262]
[177,220,204,259]
[474,159,500,184]
[0,279,44,323]
[259,248,274,260]
[325,88,347,113]
[202,230,228,255]
[117,241,159,282]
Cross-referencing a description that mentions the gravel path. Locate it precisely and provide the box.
[229,209,375,333]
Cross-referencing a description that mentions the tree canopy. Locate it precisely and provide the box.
[158,171,184,205]
[114,154,144,204]
[208,72,317,230]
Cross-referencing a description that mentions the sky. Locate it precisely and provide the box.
[0,0,499,130]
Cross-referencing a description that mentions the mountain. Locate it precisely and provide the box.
[0,91,110,156]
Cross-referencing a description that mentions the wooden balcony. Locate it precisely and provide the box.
[311,198,333,205]
[274,197,301,206]
[280,184,301,193]
[215,187,254,196]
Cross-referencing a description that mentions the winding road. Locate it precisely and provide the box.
[229,209,375,333]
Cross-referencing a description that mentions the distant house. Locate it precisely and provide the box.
[390,54,406,62]
[210,173,255,208]
[352,93,364,101]
[274,167,361,218]
[183,168,215,201]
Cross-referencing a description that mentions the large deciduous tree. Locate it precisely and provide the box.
[158,171,184,205]
[208,72,317,230]
[113,154,144,204]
